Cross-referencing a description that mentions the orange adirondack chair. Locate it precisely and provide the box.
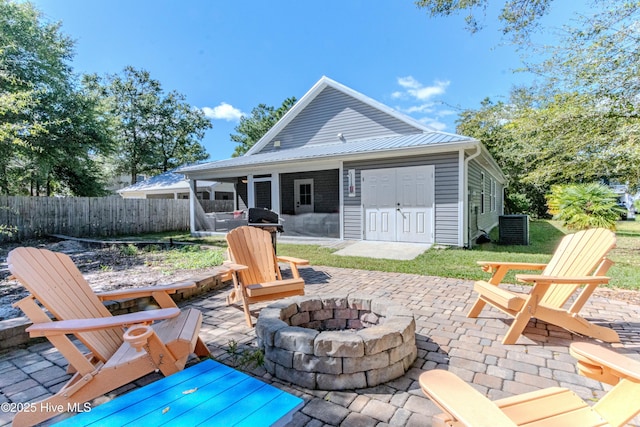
[420,342,640,427]
[225,226,307,326]
[468,228,619,344]
[7,247,211,427]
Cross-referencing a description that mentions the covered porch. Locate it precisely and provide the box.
[187,165,341,239]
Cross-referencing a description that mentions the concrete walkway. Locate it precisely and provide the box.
[1,266,639,426]
[332,241,432,260]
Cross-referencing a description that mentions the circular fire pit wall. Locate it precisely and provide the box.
[255,295,417,390]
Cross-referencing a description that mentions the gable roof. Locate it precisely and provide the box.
[245,76,432,155]
[179,77,507,181]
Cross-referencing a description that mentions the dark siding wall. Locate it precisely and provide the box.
[255,181,272,210]
[280,170,340,215]
[236,180,248,210]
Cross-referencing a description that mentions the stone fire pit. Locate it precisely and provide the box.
[255,294,417,390]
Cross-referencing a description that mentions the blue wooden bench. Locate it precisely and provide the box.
[53,359,304,426]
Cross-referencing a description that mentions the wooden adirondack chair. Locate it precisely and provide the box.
[7,247,211,427]
[420,342,640,427]
[468,228,619,345]
[225,226,307,327]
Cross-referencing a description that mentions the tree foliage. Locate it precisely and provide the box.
[230,97,297,157]
[96,66,210,185]
[1,1,212,195]
[0,0,111,196]
[414,0,552,42]
[449,1,640,215]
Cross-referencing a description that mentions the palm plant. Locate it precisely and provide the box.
[546,183,624,230]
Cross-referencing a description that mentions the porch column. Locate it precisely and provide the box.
[189,179,197,233]
[247,174,255,208]
[271,173,280,213]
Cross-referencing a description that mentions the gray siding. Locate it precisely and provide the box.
[468,159,503,240]
[236,180,248,210]
[259,87,421,153]
[343,152,460,245]
[280,170,340,215]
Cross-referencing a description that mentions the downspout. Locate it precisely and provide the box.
[463,143,482,248]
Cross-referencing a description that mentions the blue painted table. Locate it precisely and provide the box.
[53,359,304,427]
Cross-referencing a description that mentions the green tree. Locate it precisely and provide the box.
[546,183,624,230]
[152,91,210,174]
[457,88,638,216]
[100,67,162,185]
[447,1,640,214]
[0,0,113,196]
[230,97,296,157]
[414,0,553,42]
[100,66,210,184]
[456,97,548,216]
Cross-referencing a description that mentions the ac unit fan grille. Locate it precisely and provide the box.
[499,215,529,245]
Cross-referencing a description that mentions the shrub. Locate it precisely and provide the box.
[545,183,624,230]
[120,244,139,256]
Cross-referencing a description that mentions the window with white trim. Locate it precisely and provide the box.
[480,172,485,214]
[491,178,496,212]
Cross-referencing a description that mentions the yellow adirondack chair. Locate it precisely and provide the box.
[7,247,211,427]
[225,226,307,326]
[468,228,619,344]
[420,342,640,427]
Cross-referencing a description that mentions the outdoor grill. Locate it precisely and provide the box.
[247,208,284,253]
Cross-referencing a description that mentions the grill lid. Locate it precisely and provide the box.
[248,208,280,224]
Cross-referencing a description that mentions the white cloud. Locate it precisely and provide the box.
[202,102,245,121]
[402,103,436,114]
[419,117,447,131]
[392,76,453,131]
[396,76,450,101]
[397,76,421,89]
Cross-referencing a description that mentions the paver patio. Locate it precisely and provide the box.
[1,265,639,426]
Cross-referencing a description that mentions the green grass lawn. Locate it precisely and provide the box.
[136,219,640,291]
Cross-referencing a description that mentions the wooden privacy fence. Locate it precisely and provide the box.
[0,196,196,242]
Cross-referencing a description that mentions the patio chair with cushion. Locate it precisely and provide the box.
[468,227,619,344]
[225,225,307,327]
[419,342,640,427]
[7,247,211,427]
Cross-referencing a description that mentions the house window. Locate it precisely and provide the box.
[480,172,485,214]
[490,179,496,212]
[294,178,314,214]
[299,183,312,205]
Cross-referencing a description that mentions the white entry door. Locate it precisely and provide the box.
[362,166,434,243]
[294,178,314,214]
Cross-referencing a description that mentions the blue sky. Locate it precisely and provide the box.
[30,0,580,161]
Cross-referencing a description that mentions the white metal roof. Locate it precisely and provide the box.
[179,132,476,174]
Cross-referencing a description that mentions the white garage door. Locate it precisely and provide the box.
[361,165,434,243]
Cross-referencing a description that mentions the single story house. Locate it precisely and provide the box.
[118,170,235,203]
[179,77,506,247]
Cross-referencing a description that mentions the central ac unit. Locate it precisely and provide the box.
[499,215,529,245]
